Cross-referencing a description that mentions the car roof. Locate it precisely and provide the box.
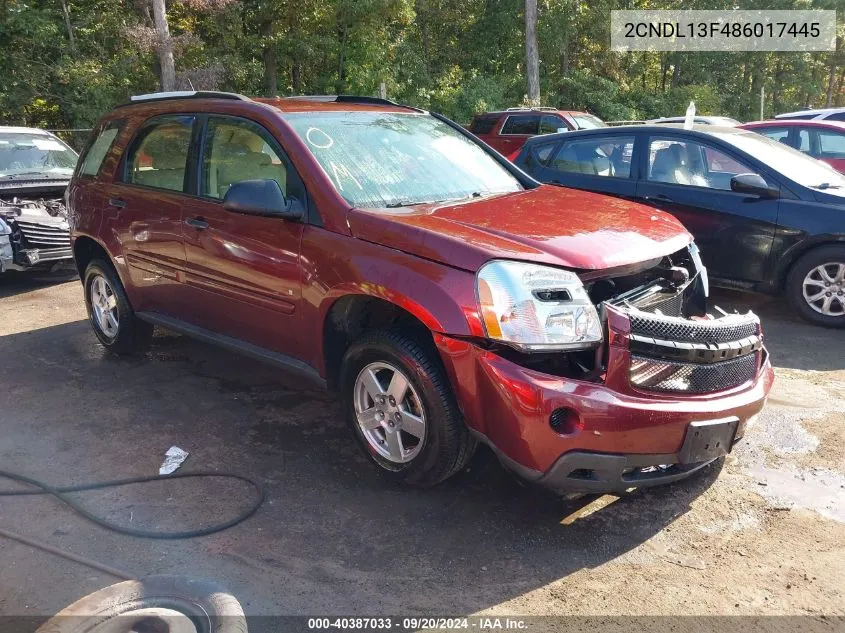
[0,126,55,135]
[649,116,739,124]
[116,92,421,115]
[521,123,754,145]
[474,109,591,118]
[775,107,845,118]
[742,119,845,131]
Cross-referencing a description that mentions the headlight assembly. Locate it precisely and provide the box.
[477,260,602,351]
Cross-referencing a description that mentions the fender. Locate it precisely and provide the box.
[772,233,845,290]
[300,227,484,375]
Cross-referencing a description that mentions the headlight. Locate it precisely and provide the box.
[477,260,602,350]
[0,219,10,235]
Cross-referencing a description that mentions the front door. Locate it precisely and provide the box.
[636,135,780,283]
[180,115,306,361]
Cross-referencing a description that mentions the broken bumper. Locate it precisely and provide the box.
[435,308,774,493]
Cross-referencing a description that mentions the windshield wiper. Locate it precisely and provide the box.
[811,182,842,190]
[384,200,431,208]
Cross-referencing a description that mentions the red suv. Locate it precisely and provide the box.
[469,108,606,156]
[68,92,773,492]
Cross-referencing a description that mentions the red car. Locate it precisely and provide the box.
[68,92,772,493]
[740,120,845,174]
[469,108,606,156]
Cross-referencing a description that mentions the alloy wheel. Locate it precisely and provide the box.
[802,262,845,317]
[90,274,120,338]
[353,361,426,464]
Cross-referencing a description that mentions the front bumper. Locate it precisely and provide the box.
[435,308,774,493]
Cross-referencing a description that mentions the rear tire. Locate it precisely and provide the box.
[340,329,475,487]
[84,259,153,354]
[785,245,845,328]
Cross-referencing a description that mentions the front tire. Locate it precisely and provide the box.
[84,259,153,354]
[340,329,475,487]
[786,246,845,328]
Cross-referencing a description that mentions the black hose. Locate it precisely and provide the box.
[0,469,264,539]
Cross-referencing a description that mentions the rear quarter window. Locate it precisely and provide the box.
[470,117,498,135]
[78,121,123,177]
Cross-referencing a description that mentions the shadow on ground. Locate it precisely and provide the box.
[0,317,723,615]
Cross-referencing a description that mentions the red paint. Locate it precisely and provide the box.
[740,120,845,174]
[471,110,594,154]
[70,95,772,483]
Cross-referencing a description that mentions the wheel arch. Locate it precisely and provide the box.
[321,293,439,392]
[774,235,845,291]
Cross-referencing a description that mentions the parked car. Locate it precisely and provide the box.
[0,126,77,274]
[774,107,845,122]
[649,116,741,126]
[69,92,772,493]
[512,124,845,327]
[740,120,845,174]
[469,107,606,156]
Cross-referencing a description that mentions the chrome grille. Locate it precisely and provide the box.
[629,312,759,344]
[630,353,760,394]
[16,220,71,248]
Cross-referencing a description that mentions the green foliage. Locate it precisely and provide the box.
[0,0,842,129]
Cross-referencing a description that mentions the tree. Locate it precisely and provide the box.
[524,0,539,105]
[151,0,176,91]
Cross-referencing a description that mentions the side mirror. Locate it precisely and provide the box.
[222,179,305,221]
[730,173,779,199]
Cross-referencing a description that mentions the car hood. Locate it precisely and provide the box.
[347,185,693,273]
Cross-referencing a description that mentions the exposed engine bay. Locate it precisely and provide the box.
[494,244,763,395]
[0,186,72,273]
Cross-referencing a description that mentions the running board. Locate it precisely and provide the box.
[136,311,327,390]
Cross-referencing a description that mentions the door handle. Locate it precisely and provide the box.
[643,194,673,203]
[107,198,127,209]
[185,217,209,230]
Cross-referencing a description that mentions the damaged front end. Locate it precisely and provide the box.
[592,244,764,398]
[0,189,72,273]
[489,244,764,398]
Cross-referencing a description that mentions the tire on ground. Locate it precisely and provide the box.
[340,328,475,487]
[84,258,153,354]
[785,245,845,329]
[35,575,246,633]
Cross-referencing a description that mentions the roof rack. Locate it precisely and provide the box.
[506,106,557,111]
[284,94,426,113]
[124,91,251,104]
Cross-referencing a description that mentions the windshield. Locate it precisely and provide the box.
[711,130,845,195]
[284,112,522,208]
[0,132,78,179]
[572,114,606,130]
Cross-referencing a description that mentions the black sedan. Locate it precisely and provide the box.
[511,125,845,328]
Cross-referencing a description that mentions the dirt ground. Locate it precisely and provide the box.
[0,273,843,620]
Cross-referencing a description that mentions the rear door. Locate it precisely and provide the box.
[179,114,307,360]
[531,133,638,198]
[98,114,194,314]
[635,135,780,283]
[495,114,539,155]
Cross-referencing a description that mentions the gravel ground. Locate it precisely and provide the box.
[0,273,842,620]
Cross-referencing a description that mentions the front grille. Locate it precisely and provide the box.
[16,220,71,248]
[630,352,760,394]
[629,312,759,344]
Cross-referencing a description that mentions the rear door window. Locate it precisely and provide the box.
[124,115,194,193]
[754,126,792,146]
[501,115,539,135]
[550,136,635,178]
